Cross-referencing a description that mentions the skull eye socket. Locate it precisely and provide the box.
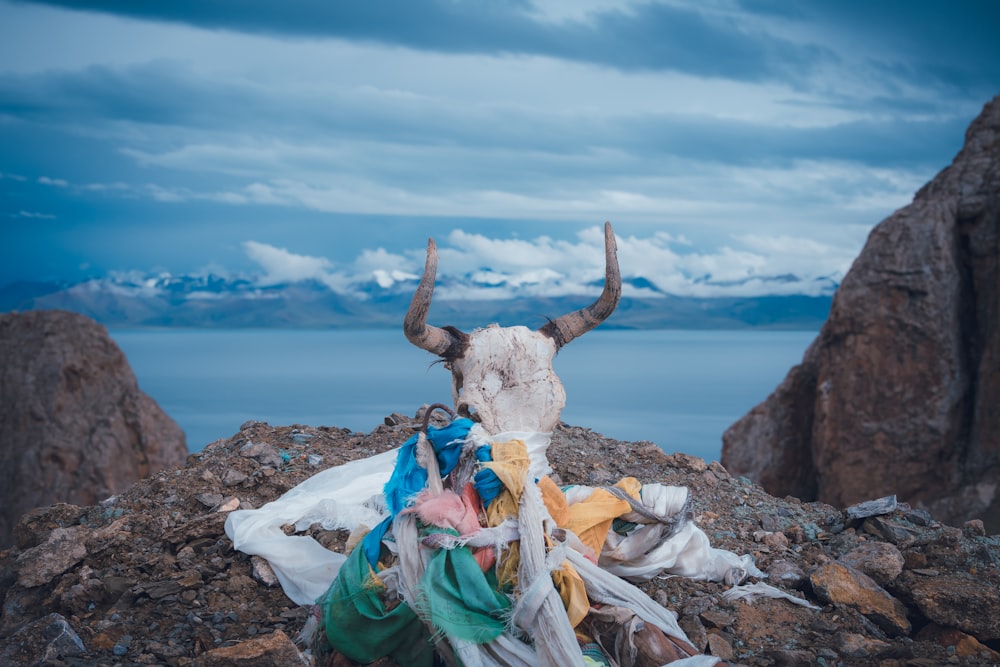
[456,402,480,422]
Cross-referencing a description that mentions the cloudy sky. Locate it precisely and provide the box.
[2,0,997,298]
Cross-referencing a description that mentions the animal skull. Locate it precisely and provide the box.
[404,222,622,434]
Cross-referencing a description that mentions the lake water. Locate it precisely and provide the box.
[110,329,815,462]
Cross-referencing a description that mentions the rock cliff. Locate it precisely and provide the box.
[723,95,1000,532]
[0,310,188,546]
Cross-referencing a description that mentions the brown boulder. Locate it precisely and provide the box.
[723,95,1000,532]
[900,570,1000,641]
[808,562,911,637]
[0,310,186,546]
[193,630,309,667]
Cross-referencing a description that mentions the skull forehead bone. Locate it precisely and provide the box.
[404,222,621,434]
[447,324,565,433]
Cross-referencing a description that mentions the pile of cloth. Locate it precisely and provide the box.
[226,415,763,666]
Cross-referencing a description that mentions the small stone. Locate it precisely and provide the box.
[706,633,734,661]
[141,570,203,599]
[768,559,807,588]
[222,469,249,487]
[784,524,806,544]
[862,515,920,547]
[290,431,314,444]
[846,495,897,521]
[759,514,783,532]
[699,610,734,629]
[16,526,89,588]
[816,647,838,661]
[837,632,892,660]
[838,541,904,586]
[668,452,708,472]
[764,531,789,550]
[113,643,129,656]
[146,640,187,659]
[939,525,964,545]
[766,648,815,667]
[251,556,279,587]
[708,461,730,479]
[811,617,837,633]
[905,508,935,526]
[809,562,911,636]
[192,629,309,666]
[963,519,986,536]
[681,595,714,618]
[213,496,241,513]
[904,551,929,569]
[13,503,88,550]
[678,617,708,652]
[41,613,87,659]
[383,413,410,426]
[196,493,224,508]
[239,441,284,468]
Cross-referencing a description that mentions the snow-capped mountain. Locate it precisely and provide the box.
[0,268,836,330]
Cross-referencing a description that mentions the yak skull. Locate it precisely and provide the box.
[404,222,622,434]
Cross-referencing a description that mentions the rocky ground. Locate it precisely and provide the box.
[1,412,999,666]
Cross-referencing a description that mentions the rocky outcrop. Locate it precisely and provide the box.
[0,419,997,666]
[722,95,1000,532]
[0,310,187,546]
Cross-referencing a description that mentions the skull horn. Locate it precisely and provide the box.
[404,238,468,357]
[540,221,622,348]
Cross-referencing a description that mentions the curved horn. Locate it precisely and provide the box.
[404,238,467,357]
[540,221,622,348]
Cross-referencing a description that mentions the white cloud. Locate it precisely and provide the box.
[101,139,930,232]
[396,225,851,299]
[1,0,981,294]
[38,176,69,187]
[353,247,412,272]
[357,248,419,288]
[371,269,420,288]
[80,181,131,192]
[15,210,56,219]
[241,240,349,291]
[73,274,163,299]
[734,233,858,279]
[233,226,850,300]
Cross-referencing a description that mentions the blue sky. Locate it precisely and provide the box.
[1,0,997,298]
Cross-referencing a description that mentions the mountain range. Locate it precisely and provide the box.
[0,270,834,330]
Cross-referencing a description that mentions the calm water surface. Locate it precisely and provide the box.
[111,329,815,462]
